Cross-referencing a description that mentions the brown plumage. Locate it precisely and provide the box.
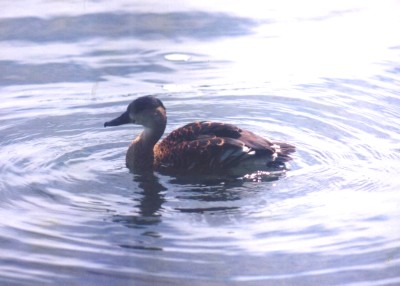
[104,96,295,175]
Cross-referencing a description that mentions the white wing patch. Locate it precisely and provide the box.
[242,145,255,155]
[271,144,280,160]
[271,144,281,152]
[219,145,256,165]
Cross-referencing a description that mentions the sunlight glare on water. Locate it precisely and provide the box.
[0,0,400,286]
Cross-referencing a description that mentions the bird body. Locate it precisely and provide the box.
[104,96,295,175]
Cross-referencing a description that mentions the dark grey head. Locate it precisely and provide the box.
[104,95,166,127]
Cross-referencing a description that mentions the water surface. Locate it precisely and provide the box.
[1,1,400,285]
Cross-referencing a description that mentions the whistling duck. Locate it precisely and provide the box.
[104,95,295,174]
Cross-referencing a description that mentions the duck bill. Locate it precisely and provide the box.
[104,110,132,127]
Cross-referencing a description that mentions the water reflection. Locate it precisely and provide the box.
[0,58,174,86]
[0,12,257,42]
[112,173,166,228]
[111,173,166,251]
[1,1,400,285]
[0,11,257,86]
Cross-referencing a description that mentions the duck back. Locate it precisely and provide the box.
[154,121,295,173]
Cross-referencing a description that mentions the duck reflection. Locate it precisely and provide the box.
[112,172,166,251]
[113,168,283,228]
[168,172,282,214]
[112,170,282,250]
[112,171,272,250]
[135,173,166,218]
[112,172,166,228]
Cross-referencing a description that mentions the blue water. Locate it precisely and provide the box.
[1,1,400,285]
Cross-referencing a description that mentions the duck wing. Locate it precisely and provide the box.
[154,121,295,171]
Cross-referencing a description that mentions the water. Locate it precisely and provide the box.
[1,1,400,285]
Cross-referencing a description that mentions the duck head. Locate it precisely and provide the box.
[104,95,166,128]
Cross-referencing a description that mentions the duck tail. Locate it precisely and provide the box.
[276,142,296,156]
[267,141,296,169]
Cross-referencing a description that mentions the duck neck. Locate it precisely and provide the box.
[139,124,165,147]
[126,108,166,172]
[140,107,167,146]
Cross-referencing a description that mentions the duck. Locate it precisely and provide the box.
[104,95,295,175]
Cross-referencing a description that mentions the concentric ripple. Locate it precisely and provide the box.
[1,1,400,285]
[1,75,400,285]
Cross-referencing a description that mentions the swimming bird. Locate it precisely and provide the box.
[104,95,295,175]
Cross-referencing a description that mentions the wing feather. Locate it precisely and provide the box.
[154,121,295,172]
